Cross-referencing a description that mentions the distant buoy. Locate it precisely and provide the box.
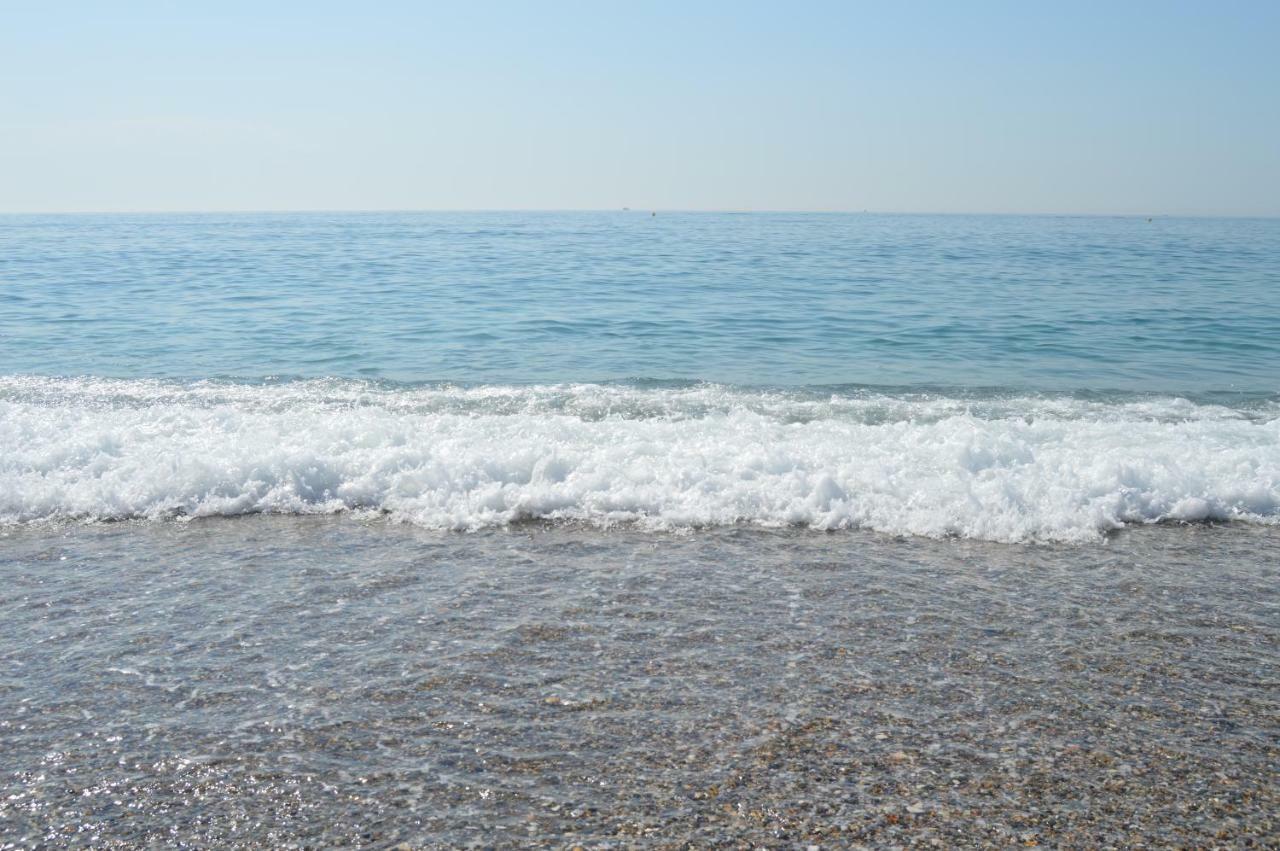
[651,211,656,217]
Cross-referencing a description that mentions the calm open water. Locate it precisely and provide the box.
[1,213,1277,846]
[2,212,1278,390]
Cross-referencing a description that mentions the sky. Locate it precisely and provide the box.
[1,1,1277,215]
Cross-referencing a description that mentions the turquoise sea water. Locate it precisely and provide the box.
[2,212,1278,392]
[1,212,1278,541]
[3,214,1280,846]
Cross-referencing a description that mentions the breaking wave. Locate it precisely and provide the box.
[2,377,1278,543]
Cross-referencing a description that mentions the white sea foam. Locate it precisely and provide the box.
[2,377,1277,542]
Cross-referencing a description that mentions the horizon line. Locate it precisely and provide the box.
[1,208,1277,219]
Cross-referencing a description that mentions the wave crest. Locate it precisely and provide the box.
[2,378,1277,542]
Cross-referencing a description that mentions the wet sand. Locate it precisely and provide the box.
[2,518,1277,847]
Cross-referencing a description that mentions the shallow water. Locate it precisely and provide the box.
[1,517,1276,847]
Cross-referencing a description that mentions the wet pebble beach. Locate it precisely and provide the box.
[2,518,1277,848]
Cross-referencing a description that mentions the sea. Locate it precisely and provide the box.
[1,212,1277,846]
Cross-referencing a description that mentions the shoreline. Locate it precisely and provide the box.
[2,518,1276,846]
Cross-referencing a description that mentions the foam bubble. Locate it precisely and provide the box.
[2,377,1277,542]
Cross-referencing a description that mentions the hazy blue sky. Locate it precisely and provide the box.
[2,1,1277,214]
